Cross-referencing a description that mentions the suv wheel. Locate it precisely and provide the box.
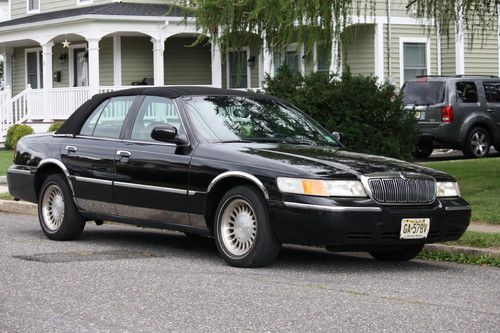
[214,185,281,267]
[38,174,86,240]
[412,144,433,159]
[463,127,491,158]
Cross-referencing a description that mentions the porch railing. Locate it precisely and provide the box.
[0,86,30,137]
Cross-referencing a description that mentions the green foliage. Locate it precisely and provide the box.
[445,231,500,248]
[48,122,63,133]
[418,250,500,267]
[263,66,418,160]
[185,0,495,57]
[5,124,34,150]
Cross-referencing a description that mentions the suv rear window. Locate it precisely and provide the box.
[402,81,445,106]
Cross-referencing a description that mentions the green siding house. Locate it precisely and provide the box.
[0,0,498,136]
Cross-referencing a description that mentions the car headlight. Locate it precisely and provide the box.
[436,182,460,197]
[276,177,367,197]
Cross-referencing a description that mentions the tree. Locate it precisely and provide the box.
[183,0,497,54]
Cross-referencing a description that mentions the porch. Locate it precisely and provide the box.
[0,17,268,137]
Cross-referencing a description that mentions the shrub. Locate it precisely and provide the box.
[263,66,418,160]
[48,122,63,133]
[5,124,34,150]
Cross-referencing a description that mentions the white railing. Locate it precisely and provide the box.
[0,86,11,107]
[0,86,31,137]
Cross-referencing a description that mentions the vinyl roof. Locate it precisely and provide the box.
[0,3,187,28]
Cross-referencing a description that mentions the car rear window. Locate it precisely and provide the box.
[402,81,446,106]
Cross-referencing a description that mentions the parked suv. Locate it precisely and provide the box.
[402,75,500,158]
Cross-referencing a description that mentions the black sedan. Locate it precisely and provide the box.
[7,87,471,267]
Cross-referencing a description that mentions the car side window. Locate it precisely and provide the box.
[131,96,184,141]
[483,82,500,103]
[456,82,478,104]
[79,96,136,138]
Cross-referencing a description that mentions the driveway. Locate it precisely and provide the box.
[419,147,500,162]
[1,213,499,332]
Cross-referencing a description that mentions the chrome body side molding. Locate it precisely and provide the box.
[207,171,269,199]
[284,201,382,213]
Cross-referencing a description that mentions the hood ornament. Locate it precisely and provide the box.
[399,172,408,180]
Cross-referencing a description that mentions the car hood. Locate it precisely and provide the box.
[201,143,454,181]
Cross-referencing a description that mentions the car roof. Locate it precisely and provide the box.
[57,86,276,135]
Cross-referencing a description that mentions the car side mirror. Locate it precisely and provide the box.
[332,131,343,143]
[151,125,188,146]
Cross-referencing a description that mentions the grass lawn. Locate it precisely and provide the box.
[445,231,500,248]
[0,150,13,176]
[424,158,500,224]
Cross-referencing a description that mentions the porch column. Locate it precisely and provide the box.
[2,47,13,89]
[329,37,341,77]
[87,38,101,91]
[211,41,222,88]
[374,22,385,83]
[151,38,165,86]
[41,42,54,89]
[113,36,122,86]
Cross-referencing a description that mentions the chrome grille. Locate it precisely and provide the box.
[367,176,436,204]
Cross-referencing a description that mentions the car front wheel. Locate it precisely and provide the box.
[214,185,281,267]
[369,244,424,262]
[38,174,86,240]
[463,127,491,158]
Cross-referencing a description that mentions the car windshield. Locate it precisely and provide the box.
[402,81,446,106]
[184,96,339,146]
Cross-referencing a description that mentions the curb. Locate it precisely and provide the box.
[0,199,498,259]
[0,199,37,216]
[0,176,7,185]
[424,244,500,259]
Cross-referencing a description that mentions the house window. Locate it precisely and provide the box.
[316,44,330,72]
[25,50,43,89]
[27,0,40,13]
[402,42,427,83]
[228,49,249,89]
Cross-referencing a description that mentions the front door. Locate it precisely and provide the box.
[61,95,138,215]
[73,48,89,87]
[26,50,43,89]
[113,96,192,225]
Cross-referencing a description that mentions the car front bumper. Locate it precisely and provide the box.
[268,195,471,249]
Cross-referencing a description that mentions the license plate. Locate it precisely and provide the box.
[400,218,430,239]
[415,111,421,119]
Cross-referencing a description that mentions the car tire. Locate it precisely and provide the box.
[412,144,434,159]
[369,244,424,262]
[463,127,491,158]
[38,174,86,240]
[214,185,281,267]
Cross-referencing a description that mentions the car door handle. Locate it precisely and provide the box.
[116,150,131,158]
[66,146,77,153]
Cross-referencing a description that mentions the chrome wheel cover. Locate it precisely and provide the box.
[220,198,257,256]
[41,184,65,231]
[471,131,488,156]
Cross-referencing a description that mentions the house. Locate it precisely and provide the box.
[0,0,498,137]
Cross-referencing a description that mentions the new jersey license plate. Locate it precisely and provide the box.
[400,218,430,239]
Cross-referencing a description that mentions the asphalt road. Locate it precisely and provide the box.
[1,213,499,332]
[418,147,500,162]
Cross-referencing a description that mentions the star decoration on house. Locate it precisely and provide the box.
[62,40,71,48]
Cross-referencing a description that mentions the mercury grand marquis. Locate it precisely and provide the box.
[7,87,471,267]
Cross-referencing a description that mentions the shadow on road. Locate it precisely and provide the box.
[58,225,459,274]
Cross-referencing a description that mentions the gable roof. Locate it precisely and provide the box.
[0,3,187,28]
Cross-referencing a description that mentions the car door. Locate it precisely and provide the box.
[112,95,192,226]
[61,95,139,215]
[482,81,500,132]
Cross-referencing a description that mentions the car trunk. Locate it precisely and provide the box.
[402,80,446,123]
